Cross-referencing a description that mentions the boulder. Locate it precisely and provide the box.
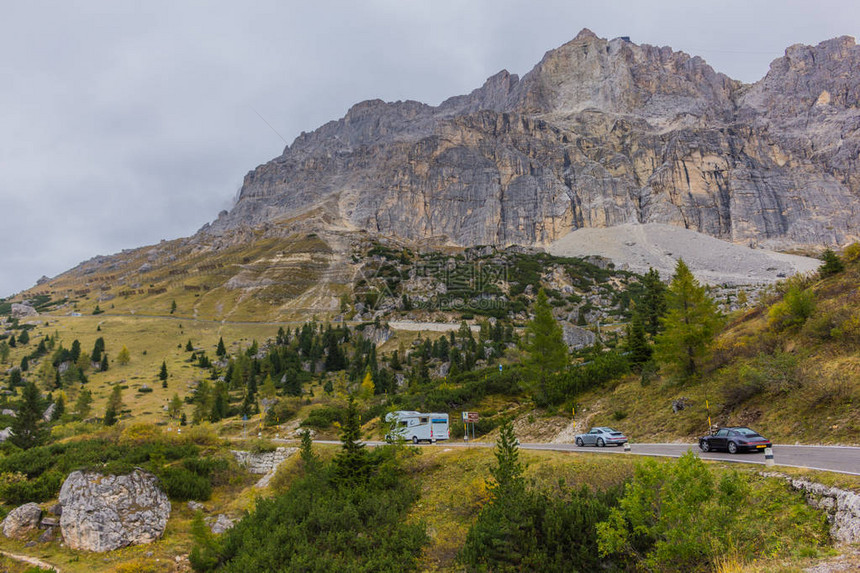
[0,427,13,443]
[58,469,170,552]
[562,323,596,350]
[10,303,37,318]
[2,503,42,539]
[207,514,235,535]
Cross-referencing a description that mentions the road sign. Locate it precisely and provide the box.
[462,411,479,423]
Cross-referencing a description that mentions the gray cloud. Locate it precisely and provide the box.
[1,0,856,296]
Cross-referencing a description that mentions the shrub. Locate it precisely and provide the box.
[159,466,211,501]
[300,405,346,429]
[119,423,163,446]
[768,286,815,331]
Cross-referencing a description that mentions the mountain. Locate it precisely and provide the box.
[202,30,860,252]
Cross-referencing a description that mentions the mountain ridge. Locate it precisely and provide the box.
[200,30,860,254]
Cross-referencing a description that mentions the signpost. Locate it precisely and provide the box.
[462,411,479,442]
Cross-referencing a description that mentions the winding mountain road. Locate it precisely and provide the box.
[311,440,860,475]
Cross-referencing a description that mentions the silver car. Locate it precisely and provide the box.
[575,427,628,447]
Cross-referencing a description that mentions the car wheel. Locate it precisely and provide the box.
[597,438,605,447]
[576,437,584,447]
[699,440,710,452]
[727,441,738,454]
[412,436,419,445]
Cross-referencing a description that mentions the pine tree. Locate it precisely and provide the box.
[489,419,524,499]
[192,380,212,424]
[640,267,668,337]
[117,345,131,365]
[0,341,9,364]
[216,337,226,358]
[69,339,81,362]
[299,429,318,473]
[104,385,124,426]
[18,329,29,345]
[159,361,169,384]
[20,356,29,372]
[819,248,845,277]
[75,388,93,420]
[10,382,46,449]
[655,259,723,378]
[51,393,65,422]
[8,335,15,348]
[100,353,109,372]
[185,339,194,352]
[332,395,371,485]
[170,300,177,314]
[524,289,569,372]
[625,309,653,370]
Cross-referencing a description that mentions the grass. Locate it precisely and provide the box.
[3,314,282,426]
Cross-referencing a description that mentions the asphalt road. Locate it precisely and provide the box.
[313,440,860,475]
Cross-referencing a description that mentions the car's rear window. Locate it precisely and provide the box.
[736,428,760,437]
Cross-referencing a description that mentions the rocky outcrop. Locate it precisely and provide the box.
[58,470,170,552]
[10,303,37,318]
[202,31,860,253]
[763,472,860,544]
[562,324,596,350]
[2,503,42,539]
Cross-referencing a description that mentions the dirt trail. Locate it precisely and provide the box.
[1,550,60,572]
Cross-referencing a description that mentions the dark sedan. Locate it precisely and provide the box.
[699,427,772,454]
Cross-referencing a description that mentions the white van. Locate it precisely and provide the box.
[385,411,449,444]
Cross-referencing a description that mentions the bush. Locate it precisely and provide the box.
[300,405,346,430]
[202,446,427,572]
[768,286,815,331]
[159,466,212,501]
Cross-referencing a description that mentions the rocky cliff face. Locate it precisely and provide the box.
[201,30,860,251]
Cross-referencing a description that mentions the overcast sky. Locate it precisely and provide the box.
[1,1,857,297]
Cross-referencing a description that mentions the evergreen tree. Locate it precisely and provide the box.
[524,289,569,372]
[625,309,653,370]
[170,300,177,314]
[10,382,46,449]
[8,335,15,348]
[216,337,226,358]
[180,412,187,426]
[9,368,22,388]
[18,329,29,345]
[192,380,212,424]
[185,339,194,352]
[116,345,131,365]
[0,340,9,364]
[20,356,29,372]
[332,395,371,485]
[640,267,668,337]
[104,385,123,426]
[489,420,524,498]
[100,353,109,372]
[51,393,65,422]
[299,429,318,472]
[655,259,723,378]
[74,388,93,420]
[69,339,81,362]
[209,381,229,422]
[819,248,845,277]
[159,361,169,386]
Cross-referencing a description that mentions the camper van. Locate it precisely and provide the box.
[385,411,449,444]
